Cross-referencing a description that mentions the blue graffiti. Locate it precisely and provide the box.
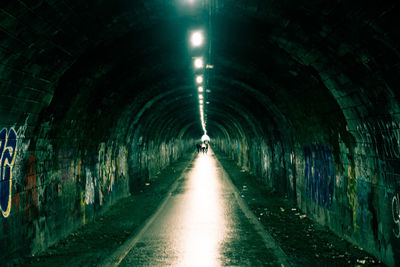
[304,145,335,208]
[0,128,17,217]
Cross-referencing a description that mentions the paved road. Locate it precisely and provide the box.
[103,150,289,267]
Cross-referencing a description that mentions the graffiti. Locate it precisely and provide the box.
[81,191,86,225]
[15,115,29,141]
[347,166,358,231]
[7,117,31,218]
[0,117,31,218]
[304,145,335,208]
[77,159,82,183]
[15,116,30,162]
[0,128,18,217]
[85,168,95,205]
[117,146,128,178]
[97,143,116,205]
[393,193,400,238]
[345,164,371,236]
[356,119,400,160]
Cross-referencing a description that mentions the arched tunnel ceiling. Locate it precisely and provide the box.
[0,0,399,145]
[2,2,400,264]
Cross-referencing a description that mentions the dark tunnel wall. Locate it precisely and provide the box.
[1,0,400,265]
[209,2,400,266]
[0,1,199,261]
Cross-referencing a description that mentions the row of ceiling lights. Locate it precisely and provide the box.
[190,31,207,135]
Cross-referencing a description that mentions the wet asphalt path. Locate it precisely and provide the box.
[102,150,289,267]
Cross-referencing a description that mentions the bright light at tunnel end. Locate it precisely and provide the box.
[201,134,210,143]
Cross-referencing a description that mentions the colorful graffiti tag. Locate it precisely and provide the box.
[393,193,400,239]
[0,128,17,218]
[304,145,335,208]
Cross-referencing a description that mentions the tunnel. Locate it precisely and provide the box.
[0,0,399,266]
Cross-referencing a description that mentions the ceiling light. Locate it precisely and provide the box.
[194,58,204,69]
[191,31,203,47]
[196,75,203,84]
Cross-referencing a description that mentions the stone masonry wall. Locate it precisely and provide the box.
[213,120,400,266]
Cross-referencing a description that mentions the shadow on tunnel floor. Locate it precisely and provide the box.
[214,151,384,267]
[13,153,196,267]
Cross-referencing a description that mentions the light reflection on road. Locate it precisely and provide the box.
[176,152,226,266]
[116,149,281,267]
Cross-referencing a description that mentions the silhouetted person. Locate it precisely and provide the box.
[201,143,206,154]
[196,143,201,153]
